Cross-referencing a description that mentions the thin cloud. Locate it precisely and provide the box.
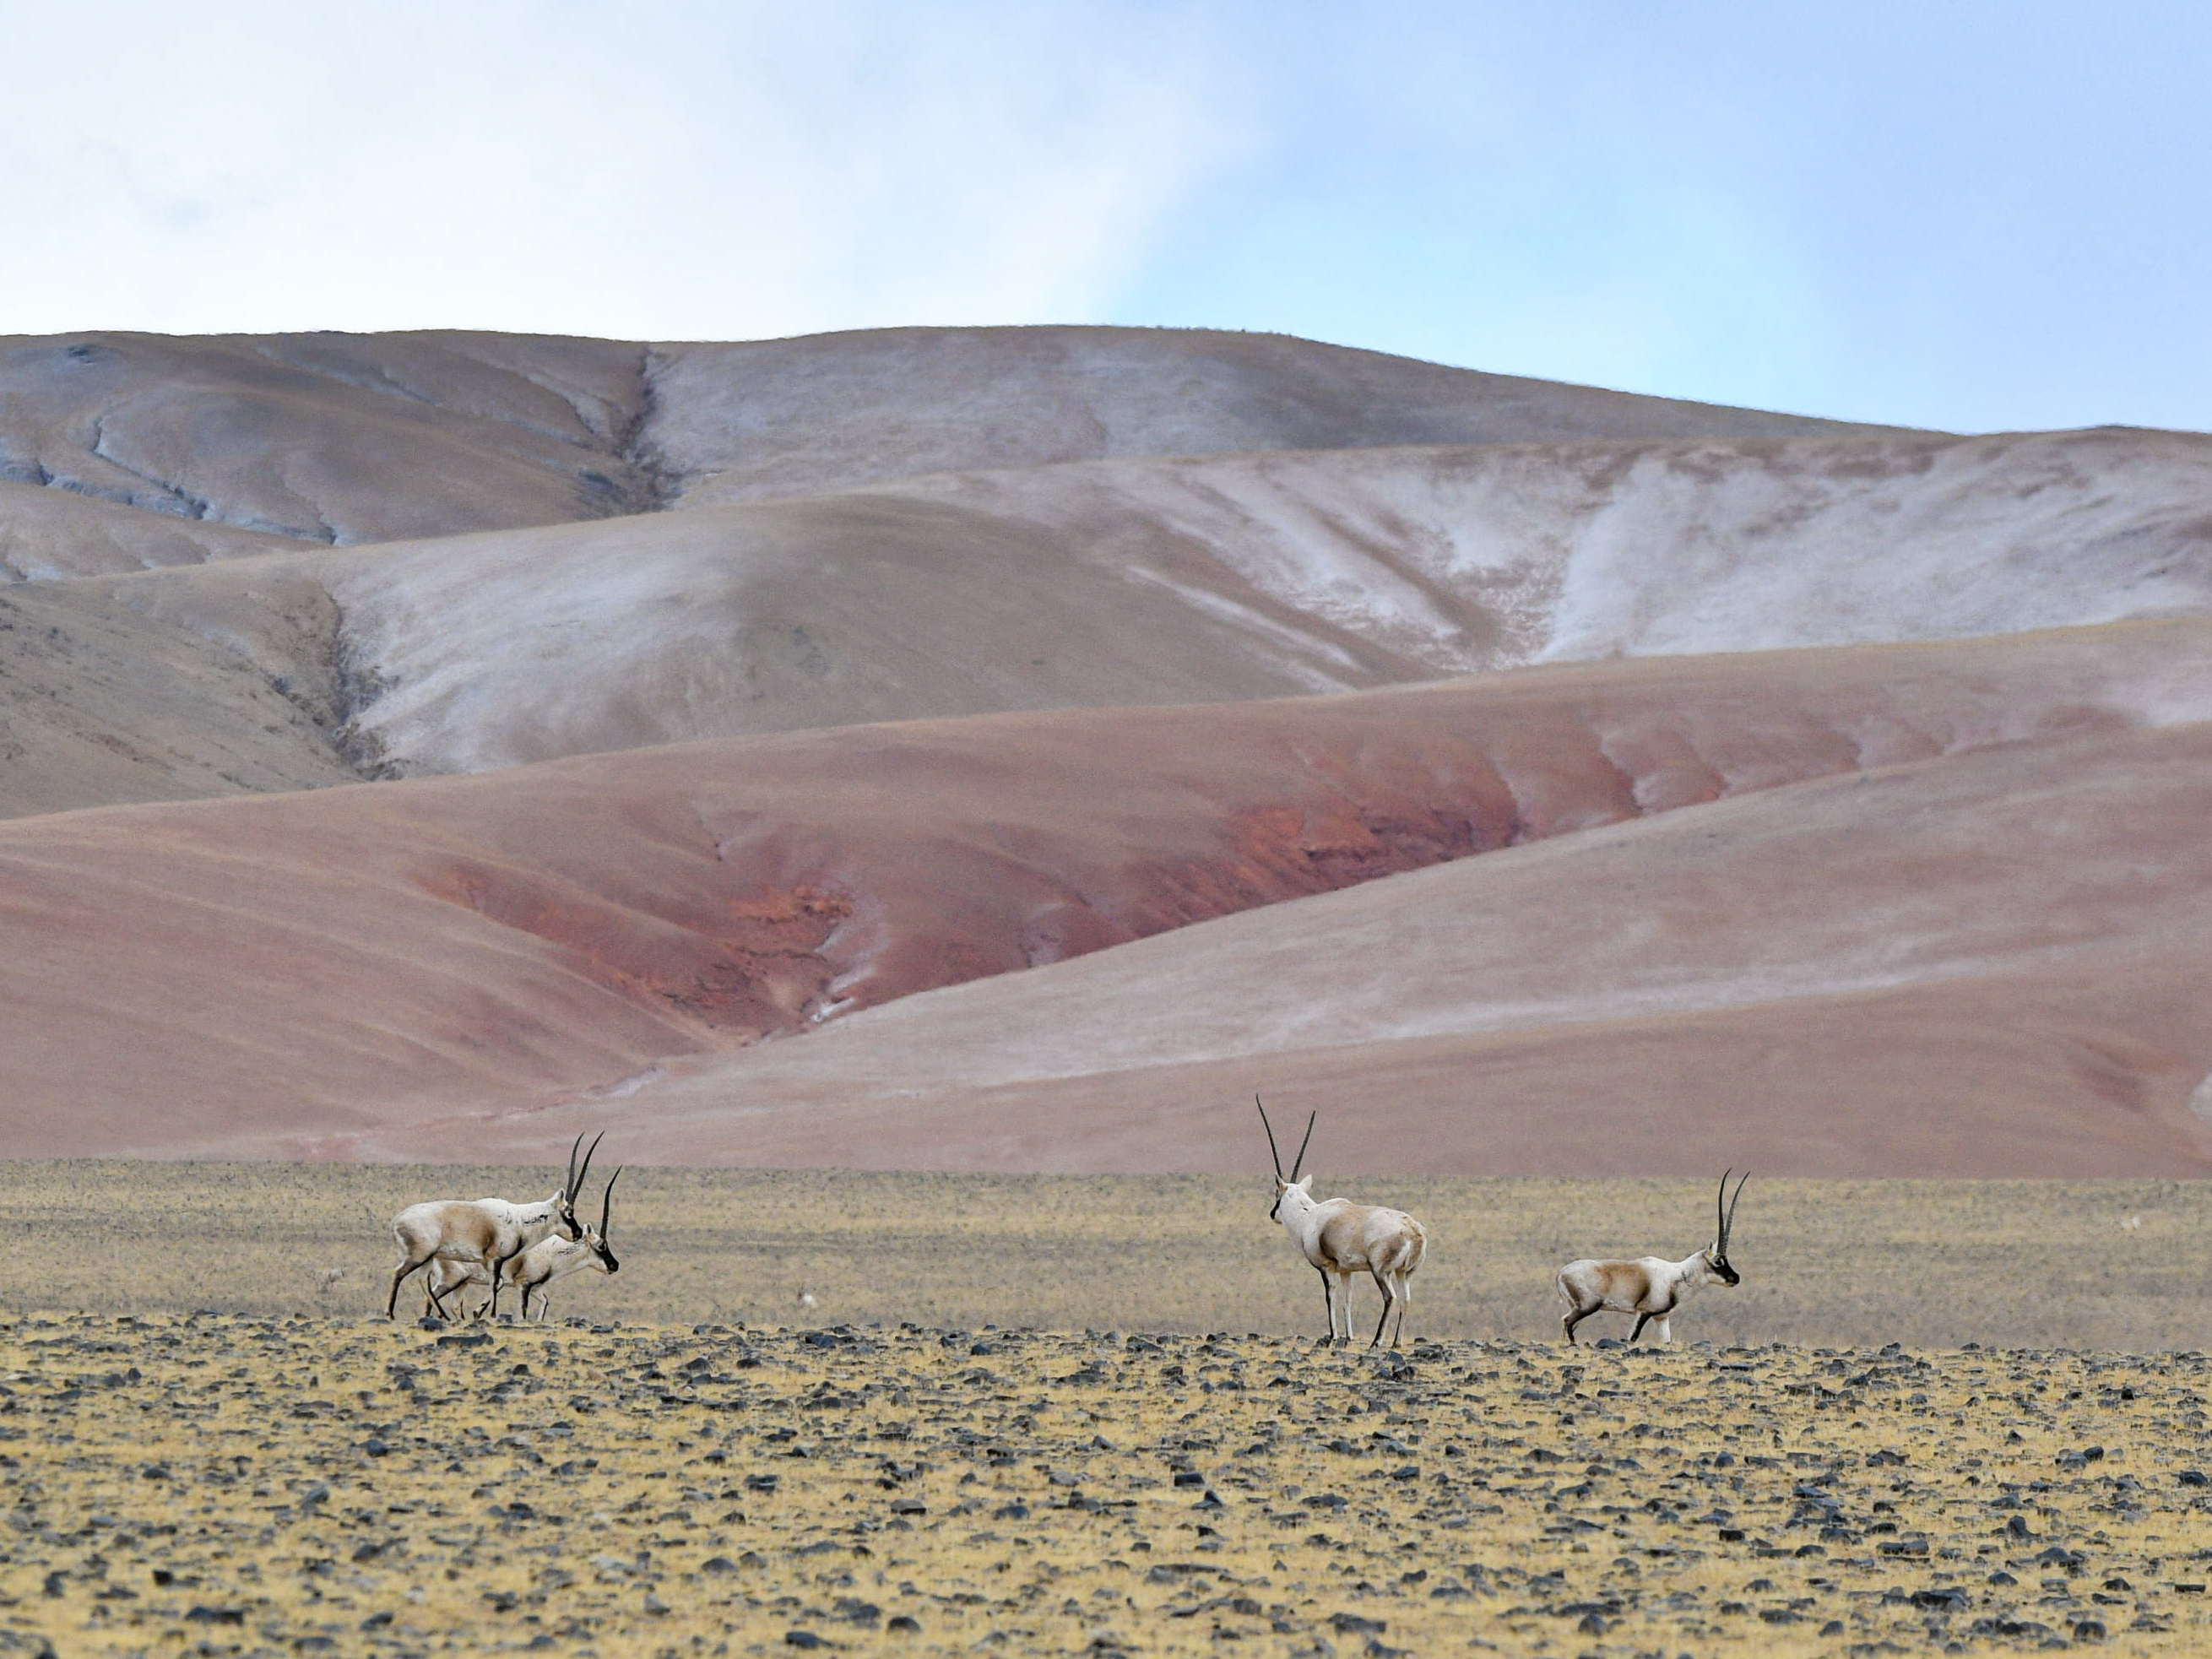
[0,0,1238,339]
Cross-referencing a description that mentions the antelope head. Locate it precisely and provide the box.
[556,1131,605,1241]
[1705,1168,1749,1285]
[1255,1096,1316,1220]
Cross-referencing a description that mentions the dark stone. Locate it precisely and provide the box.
[1911,1586,1970,1611]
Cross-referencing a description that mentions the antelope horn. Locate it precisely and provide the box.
[599,1167,621,1239]
[1722,1168,1748,1249]
[1256,1096,1284,1179]
[1289,1110,1317,1182]
[564,1132,585,1198]
[571,1130,605,1201]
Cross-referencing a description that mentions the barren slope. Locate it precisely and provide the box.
[1,622,2209,1162]
[0,330,659,550]
[0,581,360,818]
[6,323,2209,1184]
[331,715,2212,1180]
[643,323,1900,506]
[0,478,299,579]
[0,324,1895,578]
[28,426,2212,796]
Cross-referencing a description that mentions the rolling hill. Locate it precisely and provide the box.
[0,323,2206,1174]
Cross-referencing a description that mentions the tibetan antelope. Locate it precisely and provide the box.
[384,1132,603,1320]
[426,1168,623,1320]
[1257,1098,1427,1349]
[1558,1169,1748,1345]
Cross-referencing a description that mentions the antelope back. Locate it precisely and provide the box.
[434,1201,502,1256]
[1313,1201,1391,1269]
[1564,1258,1654,1309]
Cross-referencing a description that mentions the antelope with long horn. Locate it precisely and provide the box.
[384,1133,603,1320]
[1257,1098,1427,1349]
[426,1168,624,1320]
[1557,1170,1748,1345]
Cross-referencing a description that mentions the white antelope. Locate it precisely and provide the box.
[425,1168,623,1320]
[384,1133,603,1320]
[1257,1098,1427,1350]
[1558,1170,1748,1346]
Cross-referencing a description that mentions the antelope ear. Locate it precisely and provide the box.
[1297,1175,1314,1190]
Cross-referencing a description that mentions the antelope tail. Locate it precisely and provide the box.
[1385,1222,1428,1278]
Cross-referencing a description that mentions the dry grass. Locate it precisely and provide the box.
[4,1168,2212,1656]
[3,1163,2209,1350]
[3,1316,2210,1657]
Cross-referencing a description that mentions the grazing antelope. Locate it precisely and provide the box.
[384,1133,603,1320]
[1558,1170,1748,1345]
[1257,1098,1427,1349]
[426,1168,623,1320]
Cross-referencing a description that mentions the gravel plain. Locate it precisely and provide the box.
[4,1315,2211,1657]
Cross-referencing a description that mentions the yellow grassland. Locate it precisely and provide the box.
[4,1164,2211,1347]
[2,1167,2211,1656]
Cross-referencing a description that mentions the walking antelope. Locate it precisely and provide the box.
[1257,1098,1427,1349]
[1558,1170,1748,1345]
[426,1168,623,1320]
[384,1133,603,1319]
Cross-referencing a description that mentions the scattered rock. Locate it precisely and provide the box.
[0,1318,2204,1656]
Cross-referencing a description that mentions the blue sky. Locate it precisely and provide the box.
[3,0,2205,433]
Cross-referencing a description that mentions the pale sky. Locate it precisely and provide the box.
[3,0,2206,433]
